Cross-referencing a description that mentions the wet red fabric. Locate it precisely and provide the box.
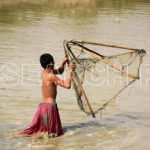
[19,103,63,136]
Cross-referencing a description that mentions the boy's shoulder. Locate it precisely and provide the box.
[42,70,57,80]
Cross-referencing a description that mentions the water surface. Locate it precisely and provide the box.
[0,0,150,150]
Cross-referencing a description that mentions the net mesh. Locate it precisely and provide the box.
[64,40,146,117]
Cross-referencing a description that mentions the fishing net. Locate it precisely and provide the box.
[64,40,146,118]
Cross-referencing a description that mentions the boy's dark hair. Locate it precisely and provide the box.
[40,53,54,69]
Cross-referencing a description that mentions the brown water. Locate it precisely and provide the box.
[0,0,150,150]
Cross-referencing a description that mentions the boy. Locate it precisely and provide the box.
[19,53,75,136]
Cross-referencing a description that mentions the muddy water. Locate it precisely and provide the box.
[0,0,150,150]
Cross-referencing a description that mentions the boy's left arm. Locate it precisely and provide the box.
[53,57,68,74]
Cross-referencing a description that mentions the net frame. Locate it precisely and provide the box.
[63,40,146,118]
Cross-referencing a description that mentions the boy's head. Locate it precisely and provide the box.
[40,53,54,69]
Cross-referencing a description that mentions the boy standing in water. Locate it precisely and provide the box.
[19,53,74,136]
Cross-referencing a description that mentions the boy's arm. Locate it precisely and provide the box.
[53,57,68,75]
[52,62,75,89]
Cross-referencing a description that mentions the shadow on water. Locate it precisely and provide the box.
[0,0,150,25]
[63,111,150,133]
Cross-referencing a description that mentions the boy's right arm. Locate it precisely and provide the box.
[52,62,75,89]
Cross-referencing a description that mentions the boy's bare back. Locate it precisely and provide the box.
[40,55,75,104]
[42,71,57,104]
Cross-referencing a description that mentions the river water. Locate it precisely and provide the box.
[0,0,150,150]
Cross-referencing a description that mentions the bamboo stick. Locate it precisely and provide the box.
[75,46,139,79]
[74,40,141,51]
[64,40,95,118]
[95,79,136,113]
[74,72,95,118]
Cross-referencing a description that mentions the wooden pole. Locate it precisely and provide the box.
[74,72,95,118]
[75,46,139,79]
[64,40,95,118]
[95,79,137,113]
[74,40,141,51]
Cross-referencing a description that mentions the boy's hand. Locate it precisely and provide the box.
[69,61,75,71]
[63,56,68,63]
